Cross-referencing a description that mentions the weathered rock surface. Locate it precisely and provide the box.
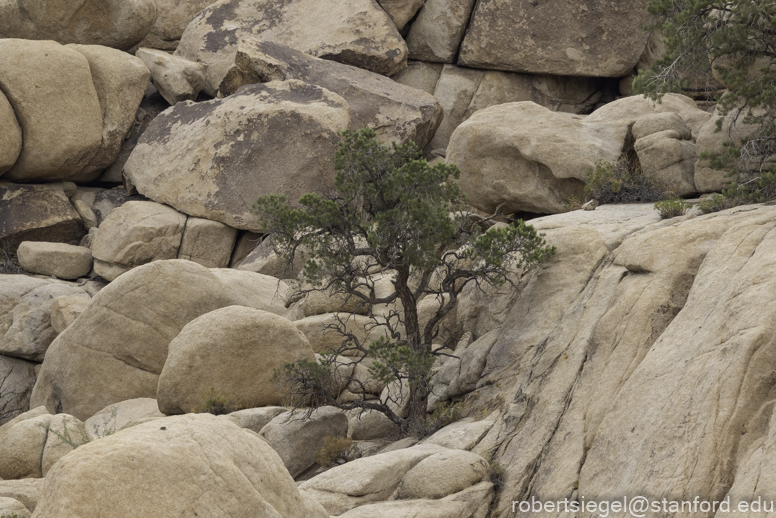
[377,0,425,31]
[40,413,90,476]
[124,80,350,231]
[135,48,207,105]
[634,120,698,196]
[392,61,442,95]
[260,407,349,477]
[175,0,408,96]
[0,496,30,518]
[0,406,51,479]
[16,242,92,280]
[84,398,164,438]
[229,406,287,433]
[586,92,712,139]
[235,235,306,278]
[49,295,90,335]
[67,45,150,181]
[207,269,290,315]
[29,260,286,420]
[0,0,157,50]
[0,479,43,513]
[695,106,758,193]
[137,0,215,51]
[177,217,237,268]
[0,182,84,252]
[157,306,316,414]
[0,282,90,362]
[300,443,491,514]
[91,201,187,281]
[427,65,607,152]
[0,40,103,182]
[447,102,625,214]
[0,354,36,424]
[458,0,652,77]
[295,313,388,354]
[219,40,442,148]
[406,0,477,63]
[33,414,329,517]
[348,409,399,441]
[0,90,22,176]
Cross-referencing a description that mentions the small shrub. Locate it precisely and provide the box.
[421,401,464,436]
[0,239,25,275]
[315,436,354,467]
[585,158,665,204]
[194,388,239,415]
[698,194,731,214]
[489,462,507,492]
[654,197,692,219]
[44,416,92,450]
[562,195,583,212]
[698,170,776,213]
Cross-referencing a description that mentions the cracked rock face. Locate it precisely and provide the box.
[175,0,408,96]
[124,80,351,232]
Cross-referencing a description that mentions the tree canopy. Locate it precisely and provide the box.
[254,128,555,436]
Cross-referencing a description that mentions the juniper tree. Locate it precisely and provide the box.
[254,128,555,436]
[633,0,776,203]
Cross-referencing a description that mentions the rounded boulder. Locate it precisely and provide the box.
[157,306,316,414]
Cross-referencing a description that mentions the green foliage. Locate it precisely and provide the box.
[697,171,776,213]
[633,0,776,186]
[194,388,239,415]
[254,128,556,436]
[562,195,583,212]
[45,416,92,450]
[314,436,355,467]
[654,197,692,219]
[584,158,666,204]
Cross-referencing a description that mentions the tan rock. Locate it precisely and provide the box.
[348,409,399,441]
[49,296,90,335]
[0,479,43,514]
[72,200,98,230]
[91,201,187,281]
[459,0,652,77]
[634,128,697,196]
[229,407,288,433]
[137,0,215,51]
[41,414,90,477]
[175,0,407,96]
[219,39,442,149]
[424,65,484,153]
[447,102,625,214]
[208,269,290,315]
[29,260,261,420]
[67,45,150,180]
[0,496,30,518]
[0,40,103,182]
[135,48,207,105]
[260,407,349,477]
[587,92,712,139]
[396,449,489,499]
[235,235,305,278]
[0,182,84,253]
[33,414,329,517]
[84,398,164,439]
[377,0,425,31]
[406,0,477,63]
[229,231,264,267]
[157,306,316,414]
[0,0,157,50]
[632,112,693,141]
[0,407,52,479]
[0,282,90,362]
[16,242,92,280]
[295,313,389,354]
[0,90,22,176]
[124,80,350,232]
[695,105,758,193]
[392,61,442,95]
[177,217,237,268]
[421,413,498,451]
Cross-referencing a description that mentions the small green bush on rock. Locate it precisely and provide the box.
[654,198,692,219]
[315,436,355,467]
[585,158,665,204]
[194,388,239,415]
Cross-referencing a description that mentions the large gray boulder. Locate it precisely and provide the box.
[29,260,291,420]
[219,39,442,149]
[632,113,698,196]
[0,354,36,425]
[458,0,652,77]
[0,0,158,50]
[135,48,207,105]
[32,414,329,517]
[0,40,103,182]
[124,80,350,231]
[447,101,625,214]
[0,182,84,253]
[178,217,237,268]
[175,0,407,96]
[0,90,22,176]
[66,45,150,181]
[157,306,316,414]
[0,406,52,479]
